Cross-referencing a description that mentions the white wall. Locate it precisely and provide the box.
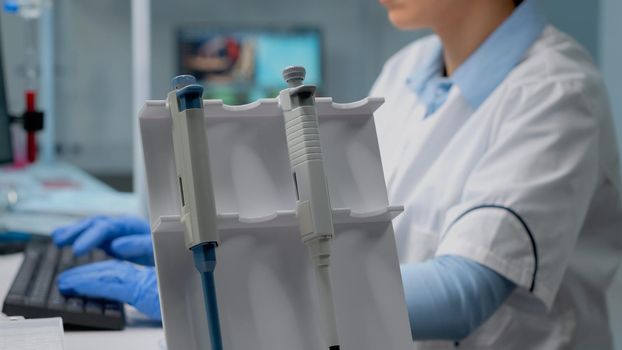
[53,0,133,174]
[601,0,622,163]
[540,0,600,61]
[600,1,622,348]
[1,12,31,116]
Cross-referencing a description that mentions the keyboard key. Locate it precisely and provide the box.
[25,294,46,307]
[92,249,109,262]
[85,301,103,315]
[104,303,122,318]
[5,293,24,305]
[8,249,42,297]
[58,247,75,272]
[27,245,60,306]
[75,254,90,266]
[47,277,66,310]
[47,296,66,310]
[65,298,84,313]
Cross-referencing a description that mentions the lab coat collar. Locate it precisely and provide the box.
[406,0,548,112]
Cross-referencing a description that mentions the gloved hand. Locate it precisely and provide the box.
[58,260,161,321]
[52,216,154,265]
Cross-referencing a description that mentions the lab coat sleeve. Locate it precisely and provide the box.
[435,78,601,309]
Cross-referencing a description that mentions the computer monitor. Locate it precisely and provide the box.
[0,16,12,164]
[178,27,322,105]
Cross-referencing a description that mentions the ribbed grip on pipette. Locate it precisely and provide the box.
[283,107,323,167]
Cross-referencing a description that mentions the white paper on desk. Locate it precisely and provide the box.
[0,317,65,350]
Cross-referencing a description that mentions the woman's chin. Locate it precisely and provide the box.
[387,11,425,30]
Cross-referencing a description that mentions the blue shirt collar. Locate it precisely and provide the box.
[406,0,547,114]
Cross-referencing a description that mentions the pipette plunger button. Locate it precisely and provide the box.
[283,66,306,87]
[171,75,197,90]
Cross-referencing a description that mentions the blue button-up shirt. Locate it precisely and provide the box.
[406,0,547,117]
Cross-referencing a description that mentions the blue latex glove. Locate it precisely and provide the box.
[52,216,154,265]
[58,260,161,321]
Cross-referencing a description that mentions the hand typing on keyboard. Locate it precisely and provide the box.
[2,240,128,330]
[52,216,162,321]
[52,216,154,265]
[58,260,161,321]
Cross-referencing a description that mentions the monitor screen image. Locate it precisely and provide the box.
[178,27,322,105]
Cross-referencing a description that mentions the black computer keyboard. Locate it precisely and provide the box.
[2,238,126,330]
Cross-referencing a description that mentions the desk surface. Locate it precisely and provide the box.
[1,163,141,232]
[0,252,165,350]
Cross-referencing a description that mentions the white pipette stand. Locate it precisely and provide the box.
[139,93,412,350]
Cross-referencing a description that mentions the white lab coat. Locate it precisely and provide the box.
[371,26,622,349]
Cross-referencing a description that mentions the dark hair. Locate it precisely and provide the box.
[514,0,524,6]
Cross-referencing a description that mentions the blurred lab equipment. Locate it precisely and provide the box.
[178,27,322,104]
[3,0,51,164]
